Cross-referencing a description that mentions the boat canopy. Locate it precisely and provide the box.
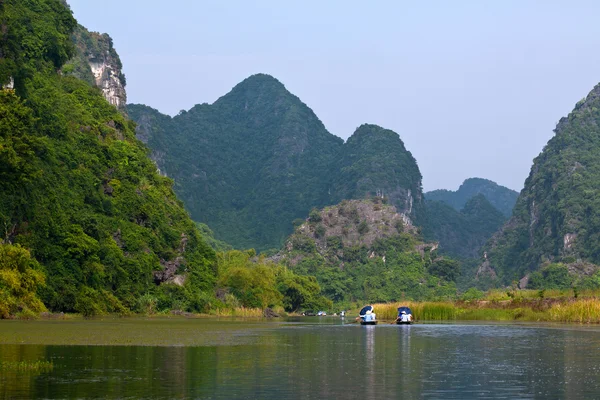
[359,305,373,316]
[397,306,412,316]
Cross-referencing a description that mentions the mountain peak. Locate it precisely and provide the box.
[213,73,305,115]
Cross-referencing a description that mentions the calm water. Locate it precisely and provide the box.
[2,318,600,399]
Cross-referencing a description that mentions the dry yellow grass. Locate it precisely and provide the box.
[547,300,600,323]
[363,298,600,323]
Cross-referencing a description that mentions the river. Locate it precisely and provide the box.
[1,317,600,399]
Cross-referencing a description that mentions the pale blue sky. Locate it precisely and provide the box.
[67,0,600,192]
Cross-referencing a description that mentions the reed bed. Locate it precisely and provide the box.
[370,302,457,321]
[547,300,600,323]
[366,298,600,324]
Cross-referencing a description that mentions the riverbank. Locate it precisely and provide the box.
[363,296,600,324]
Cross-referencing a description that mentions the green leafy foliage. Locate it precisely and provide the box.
[528,264,573,290]
[422,195,506,259]
[484,83,600,284]
[63,25,126,89]
[279,200,458,305]
[0,0,76,93]
[0,0,217,316]
[216,250,331,312]
[0,244,47,318]
[128,81,424,251]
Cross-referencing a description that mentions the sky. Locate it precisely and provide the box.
[67,0,600,192]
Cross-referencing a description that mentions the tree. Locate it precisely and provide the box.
[428,258,460,282]
[0,243,47,318]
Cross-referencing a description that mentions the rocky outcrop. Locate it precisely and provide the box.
[65,25,127,110]
[153,233,189,286]
[278,198,433,268]
[1,77,14,90]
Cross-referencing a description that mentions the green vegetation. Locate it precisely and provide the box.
[0,244,47,318]
[330,124,425,226]
[367,289,600,323]
[484,83,600,284]
[216,250,331,313]
[426,177,519,217]
[128,83,424,252]
[0,0,216,318]
[0,360,53,373]
[279,199,458,306]
[63,24,126,91]
[423,194,506,259]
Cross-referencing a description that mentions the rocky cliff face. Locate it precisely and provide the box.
[65,25,127,110]
[481,83,600,285]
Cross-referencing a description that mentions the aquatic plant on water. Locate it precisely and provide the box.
[0,360,53,373]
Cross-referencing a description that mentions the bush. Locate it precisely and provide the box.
[358,220,369,235]
[0,244,47,319]
[308,208,322,223]
[315,224,326,238]
[461,287,485,301]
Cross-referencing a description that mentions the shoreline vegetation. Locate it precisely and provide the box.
[4,289,600,324]
[357,289,600,324]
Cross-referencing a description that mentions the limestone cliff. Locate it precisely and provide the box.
[64,24,127,110]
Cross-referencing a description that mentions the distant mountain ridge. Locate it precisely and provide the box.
[423,195,506,259]
[128,74,424,251]
[426,178,519,217]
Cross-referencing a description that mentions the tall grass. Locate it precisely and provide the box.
[367,298,600,324]
[370,302,457,321]
[548,300,600,323]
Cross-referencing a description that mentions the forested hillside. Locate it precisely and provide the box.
[423,195,506,259]
[275,199,458,305]
[129,84,424,251]
[482,83,600,287]
[426,178,518,217]
[0,0,216,317]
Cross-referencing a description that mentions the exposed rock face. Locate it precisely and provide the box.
[65,25,127,110]
[1,77,14,89]
[89,51,126,108]
[278,198,429,269]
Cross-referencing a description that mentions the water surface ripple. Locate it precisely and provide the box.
[1,319,600,399]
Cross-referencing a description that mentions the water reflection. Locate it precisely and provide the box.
[2,322,600,399]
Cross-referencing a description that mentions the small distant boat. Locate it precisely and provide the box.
[395,306,413,325]
[359,305,378,325]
